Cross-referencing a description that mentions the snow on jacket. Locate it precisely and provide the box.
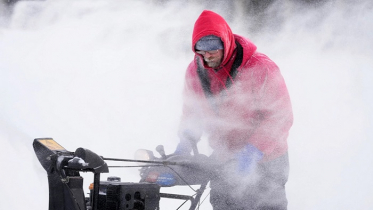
[179,10,293,161]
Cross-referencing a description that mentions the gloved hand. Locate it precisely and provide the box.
[174,129,199,155]
[236,144,263,174]
[174,140,193,155]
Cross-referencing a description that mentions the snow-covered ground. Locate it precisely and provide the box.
[0,0,372,209]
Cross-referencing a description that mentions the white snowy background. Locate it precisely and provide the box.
[0,0,372,209]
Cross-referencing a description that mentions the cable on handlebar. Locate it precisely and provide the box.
[108,164,165,168]
[165,165,197,192]
[103,157,179,165]
[198,190,211,209]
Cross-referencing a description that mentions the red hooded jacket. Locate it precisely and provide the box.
[179,10,293,161]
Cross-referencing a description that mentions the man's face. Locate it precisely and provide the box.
[198,49,224,69]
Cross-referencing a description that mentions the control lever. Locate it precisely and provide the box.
[156,145,167,159]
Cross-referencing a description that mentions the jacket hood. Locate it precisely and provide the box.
[192,10,236,67]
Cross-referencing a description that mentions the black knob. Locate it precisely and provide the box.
[156,145,167,159]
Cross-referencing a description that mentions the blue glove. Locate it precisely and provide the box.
[237,144,263,174]
[174,140,193,155]
[174,129,199,155]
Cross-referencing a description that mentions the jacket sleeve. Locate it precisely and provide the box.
[244,55,293,161]
[177,61,204,143]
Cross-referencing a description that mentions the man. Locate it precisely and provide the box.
[175,10,293,210]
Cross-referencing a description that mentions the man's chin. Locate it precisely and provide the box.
[207,62,219,68]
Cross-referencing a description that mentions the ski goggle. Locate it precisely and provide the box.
[195,49,221,55]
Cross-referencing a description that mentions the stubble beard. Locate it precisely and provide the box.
[204,58,220,68]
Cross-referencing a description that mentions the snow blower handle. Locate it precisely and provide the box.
[183,130,199,155]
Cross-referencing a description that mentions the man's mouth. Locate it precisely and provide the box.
[204,58,214,63]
